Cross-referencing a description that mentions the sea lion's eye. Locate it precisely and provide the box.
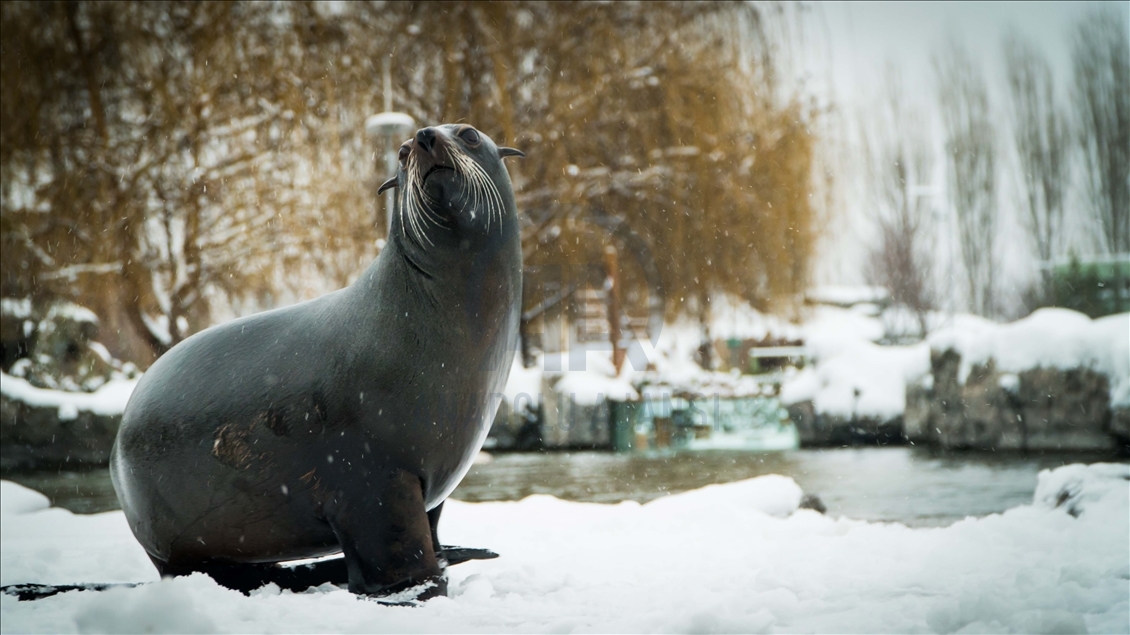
[398,145,410,166]
[459,128,481,146]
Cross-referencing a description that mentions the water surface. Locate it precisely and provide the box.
[5,448,1122,526]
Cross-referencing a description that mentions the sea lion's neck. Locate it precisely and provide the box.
[352,227,520,319]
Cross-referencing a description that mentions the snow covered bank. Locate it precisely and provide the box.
[781,307,1130,449]
[1,374,140,470]
[928,308,1130,408]
[919,310,1130,451]
[2,463,1127,633]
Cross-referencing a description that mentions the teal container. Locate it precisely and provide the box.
[609,400,638,452]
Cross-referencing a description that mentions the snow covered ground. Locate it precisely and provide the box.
[3,463,1127,634]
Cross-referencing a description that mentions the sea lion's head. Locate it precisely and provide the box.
[379,124,524,251]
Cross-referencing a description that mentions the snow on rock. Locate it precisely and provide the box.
[0,373,139,418]
[781,340,930,419]
[1,466,1126,634]
[929,309,1130,407]
[783,308,1130,421]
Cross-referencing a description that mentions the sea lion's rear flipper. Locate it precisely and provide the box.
[326,469,445,599]
[1,582,140,601]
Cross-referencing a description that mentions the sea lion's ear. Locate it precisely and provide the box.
[498,147,526,159]
[377,176,398,194]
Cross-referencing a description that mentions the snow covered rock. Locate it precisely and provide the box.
[0,300,141,470]
[2,300,120,393]
[1,374,138,470]
[920,310,1130,452]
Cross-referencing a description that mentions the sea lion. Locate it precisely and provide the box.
[110,124,525,599]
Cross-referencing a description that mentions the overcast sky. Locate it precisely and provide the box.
[797,1,1126,109]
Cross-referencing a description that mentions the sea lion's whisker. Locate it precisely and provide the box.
[453,152,483,223]
[403,140,507,246]
[403,156,420,244]
[454,153,502,232]
[405,155,434,247]
[470,159,504,230]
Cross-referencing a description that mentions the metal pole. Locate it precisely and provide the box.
[364,62,415,243]
[383,58,395,237]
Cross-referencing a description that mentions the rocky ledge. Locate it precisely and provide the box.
[906,349,1128,453]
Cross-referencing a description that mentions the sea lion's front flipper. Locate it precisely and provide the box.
[426,501,500,567]
[439,546,500,566]
[326,469,445,599]
[427,501,445,558]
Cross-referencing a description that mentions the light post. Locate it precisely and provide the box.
[364,58,415,239]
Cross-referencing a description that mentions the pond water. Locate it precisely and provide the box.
[4,448,1123,526]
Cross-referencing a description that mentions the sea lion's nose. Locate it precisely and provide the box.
[415,128,437,155]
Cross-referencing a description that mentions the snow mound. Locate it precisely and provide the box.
[2,465,1127,633]
[74,574,218,634]
[635,321,775,399]
[644,474,803,518]
[801,305,886,359]
[1034,463,1130,519]
[0,481,50,516]
[781,340,929,419]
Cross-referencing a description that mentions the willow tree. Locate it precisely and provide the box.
[376,2,818,327]
[2,1,819,366]
[1,2,380,361]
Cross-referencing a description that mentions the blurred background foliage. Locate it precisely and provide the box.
[0,1,817,367]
